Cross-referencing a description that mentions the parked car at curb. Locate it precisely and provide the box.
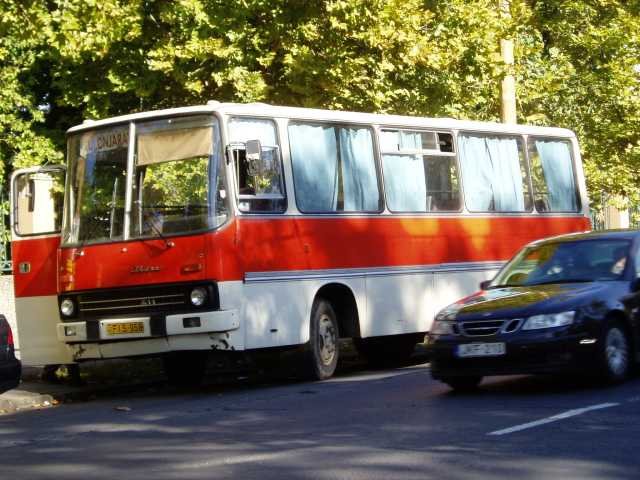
[426,230,640,392]
[0,314,21,393]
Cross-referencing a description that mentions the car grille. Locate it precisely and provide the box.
[69,282,219,319]
[460,318,522,337]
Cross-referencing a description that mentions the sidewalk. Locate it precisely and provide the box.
[0,359,166,415]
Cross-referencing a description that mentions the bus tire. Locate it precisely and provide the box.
[354,334,419,367]
[304,298,339,380]
[162,351,207,387]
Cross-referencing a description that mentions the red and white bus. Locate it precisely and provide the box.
[10,102,591,381]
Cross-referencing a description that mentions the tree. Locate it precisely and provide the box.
[0,0,639,229]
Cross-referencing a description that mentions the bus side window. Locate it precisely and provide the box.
[381,129,460,213]
[528,138,580,213]
[288,123,381,213]
[458,133,532,213]
[424,154,461,211]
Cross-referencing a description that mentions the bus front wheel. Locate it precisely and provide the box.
[304,298,339,380]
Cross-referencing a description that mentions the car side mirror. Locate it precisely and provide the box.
[479,279,492,290]
[632,277,640,292]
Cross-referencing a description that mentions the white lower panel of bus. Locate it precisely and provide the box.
[14,295,74,366]
[222,265,499,350]
[60,264,499,361]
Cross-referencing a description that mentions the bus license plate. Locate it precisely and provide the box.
[106,322,145,336]
[457,342,505,358]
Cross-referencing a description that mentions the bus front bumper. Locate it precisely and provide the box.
[57,309,239,344]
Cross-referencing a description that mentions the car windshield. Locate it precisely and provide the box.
[491,239,631,287]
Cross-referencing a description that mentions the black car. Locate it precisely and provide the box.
[427,230,640,391]
[0,314,21,393]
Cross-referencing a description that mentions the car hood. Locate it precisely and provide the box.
[445,282,626,320]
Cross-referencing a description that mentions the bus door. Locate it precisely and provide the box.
[10,166,73,365]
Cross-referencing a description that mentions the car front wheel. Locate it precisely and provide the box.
[441,376,483,392]
[599,323,631,384]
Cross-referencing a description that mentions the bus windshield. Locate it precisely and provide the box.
[63,115,226,245]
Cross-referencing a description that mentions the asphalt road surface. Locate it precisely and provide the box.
[1,363,639,480]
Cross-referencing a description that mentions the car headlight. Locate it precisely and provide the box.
[431,320,458,335]
[190,287,207,307]
[522,311,575,330]
[60,298,76,317]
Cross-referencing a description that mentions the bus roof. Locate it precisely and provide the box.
[67,101,576,138]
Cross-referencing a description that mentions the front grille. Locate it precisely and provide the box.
[80,293,185,313]
[63,282,219,319]
[460,320,505,336]
[460,318,522,337]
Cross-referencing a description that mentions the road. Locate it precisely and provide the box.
[1,363,639,479]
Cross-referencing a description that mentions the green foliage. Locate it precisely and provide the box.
[143,157,208,206]
[0,0,639,217]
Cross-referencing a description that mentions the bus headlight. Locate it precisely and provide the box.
[190,287,207,307]
[60,298,76,317]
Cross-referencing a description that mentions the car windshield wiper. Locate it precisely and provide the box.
[526,279,593,286]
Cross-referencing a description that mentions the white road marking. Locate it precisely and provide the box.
[488,402,620,436]
[325,364,428,383]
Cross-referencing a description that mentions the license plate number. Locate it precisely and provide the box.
[106,322,145,335]
[457,342,506,358]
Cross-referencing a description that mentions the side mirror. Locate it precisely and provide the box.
[245,139,263,176]
[632,278,640,292]
[479,279,492,290]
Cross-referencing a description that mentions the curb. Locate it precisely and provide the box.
[0,389,55,414]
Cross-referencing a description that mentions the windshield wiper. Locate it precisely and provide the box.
[526,279,592,286]
[141,210,171,249]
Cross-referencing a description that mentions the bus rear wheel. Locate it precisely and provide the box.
[304,298,339,380]
[162,351,207,387]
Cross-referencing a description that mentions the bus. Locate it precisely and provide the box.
[10,102,591,382]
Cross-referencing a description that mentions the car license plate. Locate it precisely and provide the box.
[106,322,145,336]
[457,342,506,358]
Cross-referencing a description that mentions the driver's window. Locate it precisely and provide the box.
[14,170,65,236]
[227,117,286,213]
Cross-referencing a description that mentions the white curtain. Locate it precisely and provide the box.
[459,135,525,211]
[485,137,525,211]
[382,154,426,212]
[535,140,577,211]
[458,135,494,211]
[289,124,339,212]
[380,130,400,152]
[339,128,379,211]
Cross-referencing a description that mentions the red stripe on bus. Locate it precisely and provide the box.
[56,215,590,293]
